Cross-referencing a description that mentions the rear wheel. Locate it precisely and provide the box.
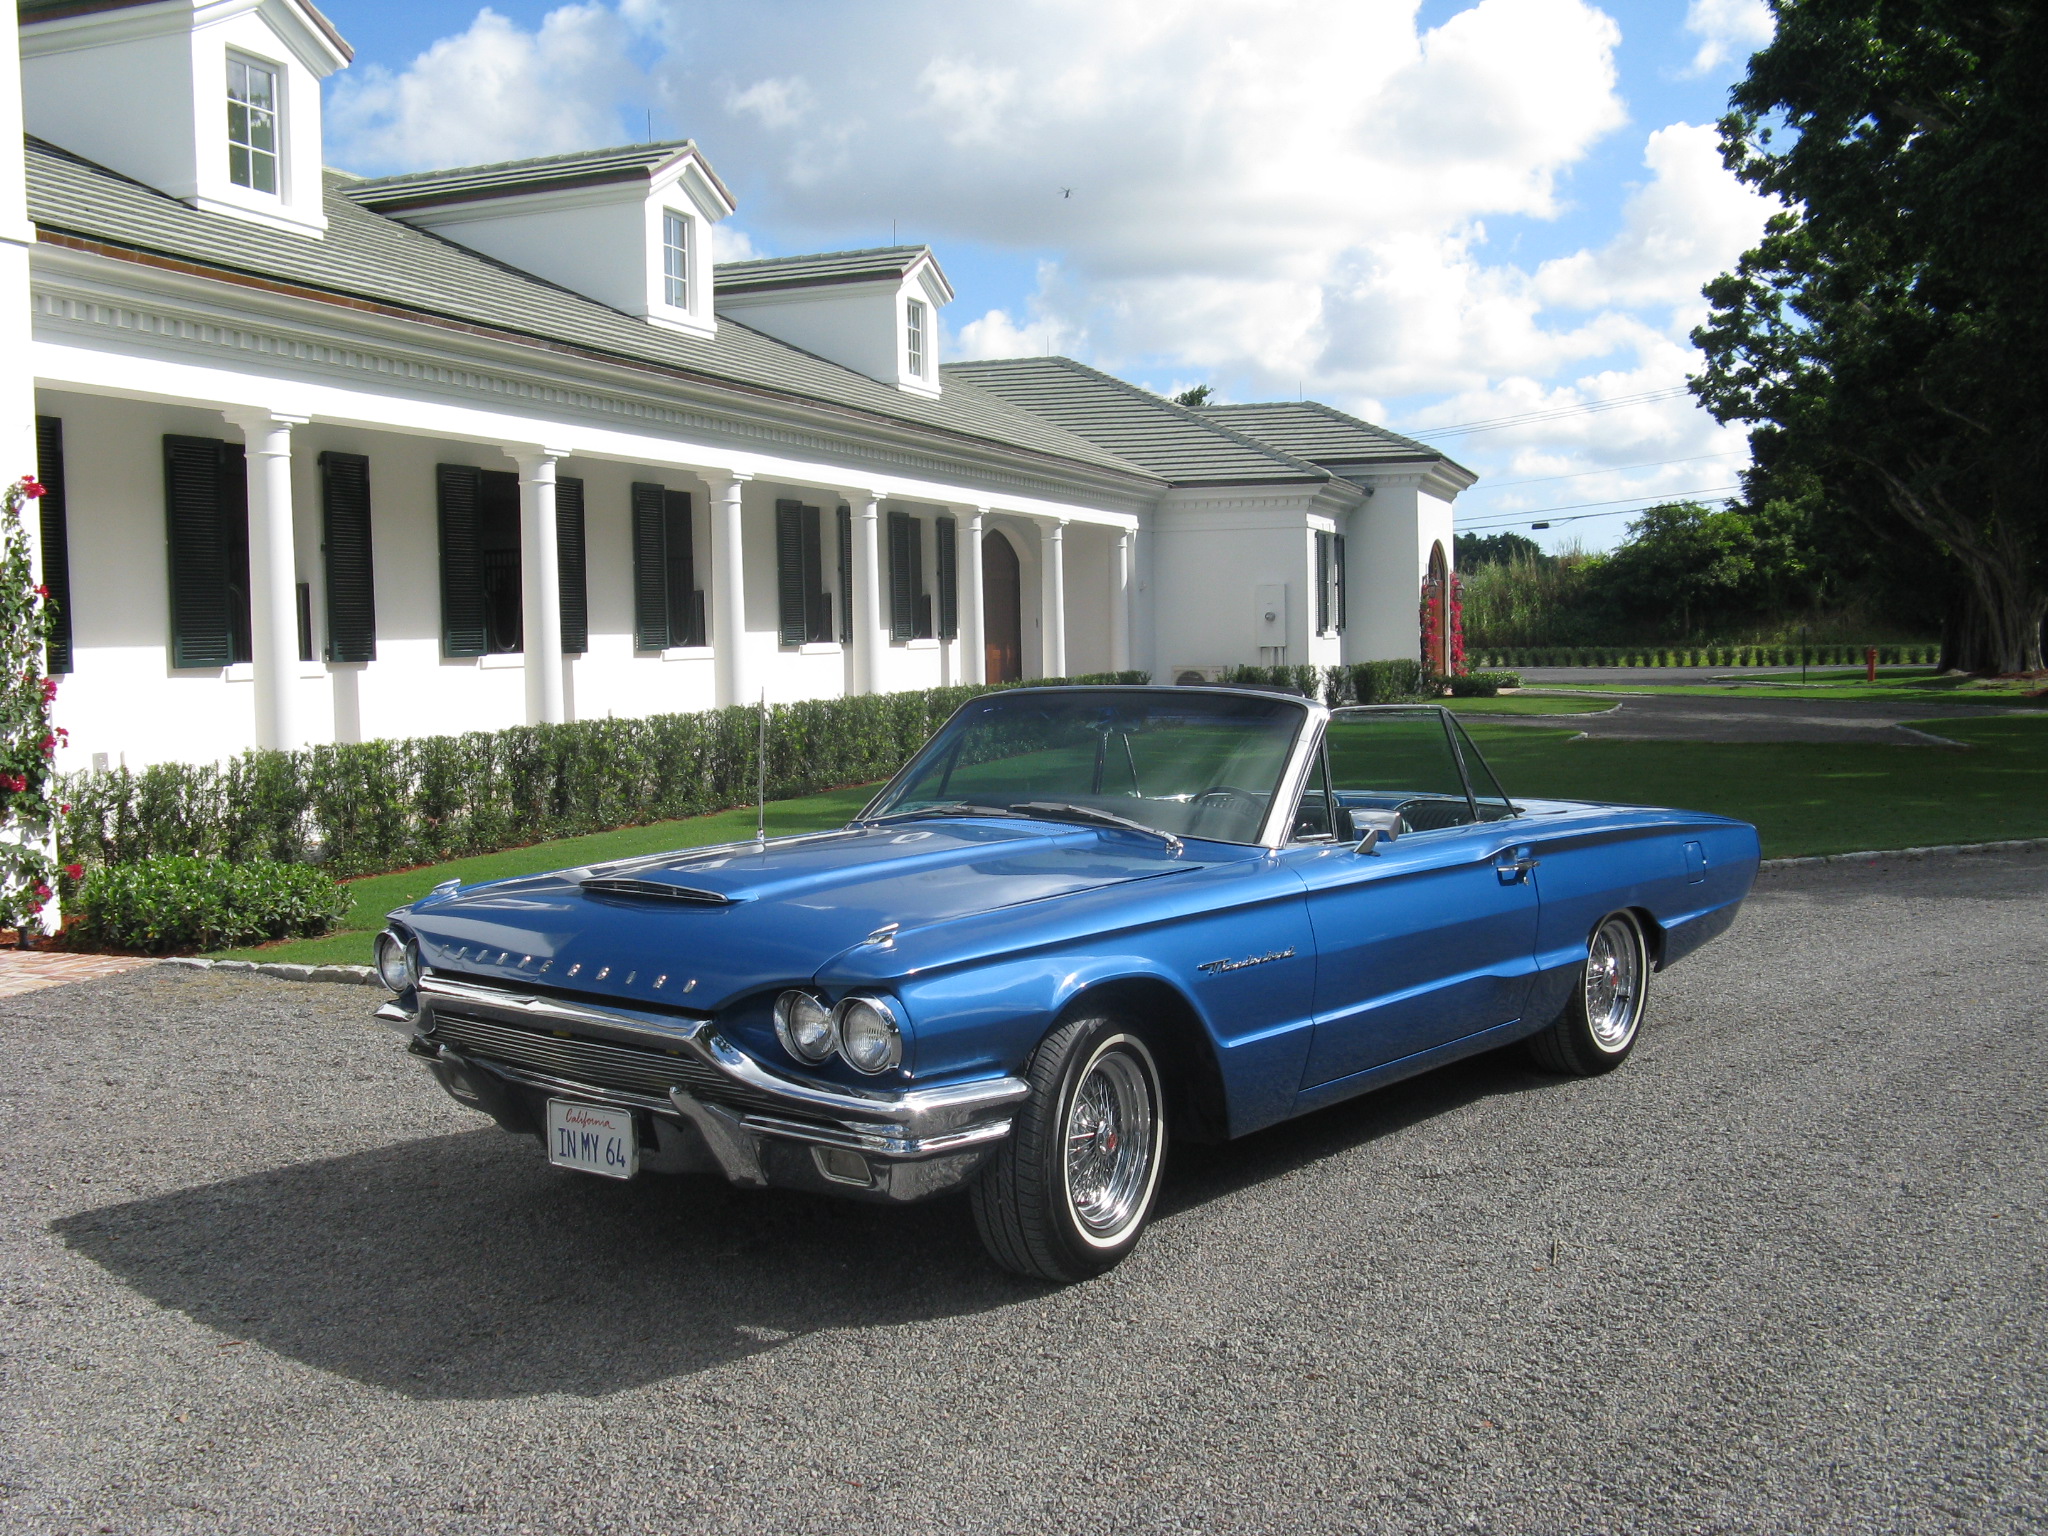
[1528,910,1649,1076]
[971,1015,1166,1283]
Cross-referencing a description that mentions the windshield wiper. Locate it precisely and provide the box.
[1007,801,1184,855]
[861,802,1026,826]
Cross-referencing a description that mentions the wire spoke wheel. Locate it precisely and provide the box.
[1062,1047,1156,1240]
[1584,917,1642,1051]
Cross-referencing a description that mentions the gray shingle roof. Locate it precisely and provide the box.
[23,138,1156,486]
[942,357,1330,488]
[716,245,951,301]
[1198,400,1468,476]
[20,0,353,62]
[342,141,733,214]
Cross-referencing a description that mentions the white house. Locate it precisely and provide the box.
[3,0,1473,775]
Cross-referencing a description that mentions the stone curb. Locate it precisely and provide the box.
[160,957,378,985]
[1759,837,2048,870]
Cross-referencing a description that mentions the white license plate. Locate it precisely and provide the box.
[546,1099,638,1180]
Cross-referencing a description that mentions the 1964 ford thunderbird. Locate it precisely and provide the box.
[373,687,1758,1281]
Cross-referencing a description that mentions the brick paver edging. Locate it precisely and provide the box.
[161,957,378,985]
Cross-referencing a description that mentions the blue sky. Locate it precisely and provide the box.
[317,0,1777,550]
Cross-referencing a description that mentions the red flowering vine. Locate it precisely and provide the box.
[0,474,64,936]
[1448,571,1466,676]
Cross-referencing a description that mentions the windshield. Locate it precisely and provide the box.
[865,689,1308,845]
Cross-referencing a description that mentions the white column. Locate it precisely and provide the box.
[224,409,308,750]
[513,449,569,725]
[706,473,752,708]
[850,492,884,694]
[1110,526,1132,674]
[1041,518,1068,679]
[962,508,988,685]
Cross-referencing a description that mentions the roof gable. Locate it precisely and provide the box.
[716,245,954,306]
[343,140,735,219]
[1198,400,1464,475]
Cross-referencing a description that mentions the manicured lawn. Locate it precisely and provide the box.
[1466,715,2048,858]
[1534,669,2044,706]
[225,715,2048,965]
[1442,694,1616,715]
[211,783,880,965]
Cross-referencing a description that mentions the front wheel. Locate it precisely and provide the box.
[1527,910,1650,1076]
[971,1016,1166,1283]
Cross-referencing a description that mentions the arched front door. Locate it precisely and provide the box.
[1422,541,1450,676]
[983,530,1023,682]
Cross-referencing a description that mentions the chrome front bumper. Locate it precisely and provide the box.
[378,974,1029,1203]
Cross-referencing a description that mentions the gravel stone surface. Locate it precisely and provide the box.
[2,849,2044,1534]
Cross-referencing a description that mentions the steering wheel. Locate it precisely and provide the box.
[1189,784,1263,835]
[1193,784,1262,811]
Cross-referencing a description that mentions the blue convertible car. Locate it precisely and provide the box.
[373,687,1758,1281]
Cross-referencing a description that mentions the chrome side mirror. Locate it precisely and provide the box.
[1349,810,1402,856]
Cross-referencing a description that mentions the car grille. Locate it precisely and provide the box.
[428,1010,785,1115]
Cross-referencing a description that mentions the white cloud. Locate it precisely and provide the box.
[327,4,643,170]
[324,0,1768,543]
[1682,0,1774,76]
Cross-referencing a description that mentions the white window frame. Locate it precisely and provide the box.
[662,210,692,310]
[226,52,282,196]
[905,298,926,378]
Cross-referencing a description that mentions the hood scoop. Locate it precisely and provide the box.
[579,876,735,905]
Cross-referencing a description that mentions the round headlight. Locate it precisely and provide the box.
[374,929,420,993]
[774,989,837,1063]
[835,995,902,1075]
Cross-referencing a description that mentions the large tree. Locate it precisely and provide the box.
[1691,0,2048,672]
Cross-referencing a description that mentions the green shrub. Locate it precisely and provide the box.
[76,855,351,955]
[1446,671,1520,696]
[58,673,1150,885]
[1322,660,1430,706]
[1220,663,1323,698]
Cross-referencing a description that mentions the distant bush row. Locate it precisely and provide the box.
[58,672,1149,882]
[1469,643,1939,670]
[1218,661,1521,703]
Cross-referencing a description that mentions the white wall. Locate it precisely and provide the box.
[1344,479,1454,665]
[1150,495,1347,679]
[716,265,945,397]
[2,15,35,497]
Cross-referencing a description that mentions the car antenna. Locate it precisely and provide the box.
[756,689,769,844]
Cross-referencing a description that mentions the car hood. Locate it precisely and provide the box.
[396,819,1212,1012]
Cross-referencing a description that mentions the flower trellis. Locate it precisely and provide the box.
[0,474,71,936]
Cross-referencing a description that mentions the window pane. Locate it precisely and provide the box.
[1325,709,1475,831]
[663,211,689,308]
[227,58,279,194]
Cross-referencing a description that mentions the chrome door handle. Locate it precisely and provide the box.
[1494,848,1539,884]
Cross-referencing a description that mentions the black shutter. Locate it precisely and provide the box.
[163,434,235,668]
[1333,533,1347,633]
[220,444,252,665]
[436,463,487,658]
[665,490,698,646]
[908,515,930,638]
[935,515,958,640]
[888,510,914,641]
[631,481,668,651]
[556,475,587,655]
[319,450,376,663]
[34,416,72,674]
[1316,531,1332,635]
[776,498,807,645]
[800,505,828,642]
[836,505,853,644]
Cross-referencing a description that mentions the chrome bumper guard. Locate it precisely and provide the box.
[380,976,1029,1201]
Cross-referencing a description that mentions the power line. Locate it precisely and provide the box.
[1455,485,1744,533]
[1471,450,1745,491]
[1403,386,1693,441]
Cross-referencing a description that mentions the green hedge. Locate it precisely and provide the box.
[75,855,351,954]
[1467,643,1940,670]
[59,672,1148,882]
[1444,671,1520,697]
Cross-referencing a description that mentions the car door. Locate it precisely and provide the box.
[1284,708,1542,1091]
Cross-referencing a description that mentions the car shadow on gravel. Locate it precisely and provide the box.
[53,1125,1035,1401]
[53,1047,1565,1403]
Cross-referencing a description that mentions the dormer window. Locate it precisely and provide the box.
[227,56,280,194]
[906,299,927,378]
[662,209,691,309]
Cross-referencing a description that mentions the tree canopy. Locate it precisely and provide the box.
[1690,0,2048,672]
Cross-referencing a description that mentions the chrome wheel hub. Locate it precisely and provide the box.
[1585,918,1642,1051]
[1063,1046,1155,1240]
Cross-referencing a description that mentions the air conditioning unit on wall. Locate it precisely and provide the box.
[1171,664,1227,686]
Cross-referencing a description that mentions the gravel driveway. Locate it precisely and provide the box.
[4,850,2044,1534]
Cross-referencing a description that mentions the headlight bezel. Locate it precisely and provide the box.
[374,928,420,994]
[774,988,839,1064]
[833,993,903,1075]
